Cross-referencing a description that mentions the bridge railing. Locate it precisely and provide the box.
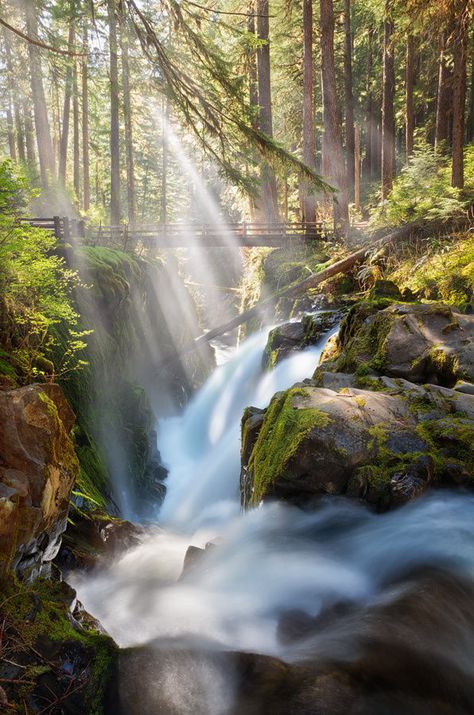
[87,221,327,248]
[17,216,85,240]
[17,217,328,248]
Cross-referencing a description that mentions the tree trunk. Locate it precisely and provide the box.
[256,0,279,223]
[5,85,16,160]
[451,10,468,189]
[354,124,361,213]
[23,0,55,187]
[73,58,80,200]
[319,0,349,234]
[23,98,36,167]
[435,29,453,149]
[120,10,136,226]
[248,7,258,127]
[108,0,121,224]
[405,33,415,160]
[467,31,474,143]
[160,97,169,224]
[301,0,317,225]
[82,20,90,212]
[381,1,395,199]
[59,20,75,183]
[3,28,24,162]
[364,27,374,180]
[343,0,355,193]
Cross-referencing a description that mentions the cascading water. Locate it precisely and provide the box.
[72,322,474,714]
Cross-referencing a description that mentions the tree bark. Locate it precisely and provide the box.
[3,28,24,162]
[301,0,317,225]
[256,0,279,223]
[120,10,136,226]
[23,0,55,187]
[354,124,361,213]
[73,58,80,200]
[319,0,349,234]
[23,98,36,167]
[343,0,355,193]
[160,97,169,224]
[364,27,374,180]
[108,0,121,224]
[405,33,415,160]
[451,10,468,189]
[5,82,16,160]
[82,20,90,212]
[59,20,75,183]
[435,29,453,149]
[467,31,474,143]
[381,1,395,199]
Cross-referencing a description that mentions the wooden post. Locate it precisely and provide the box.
[53,216,61,239]
[63,217,70,241]
[354,124,361,214]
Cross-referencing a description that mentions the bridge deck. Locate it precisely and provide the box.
[90,222,327,248]
[19,218,328,248]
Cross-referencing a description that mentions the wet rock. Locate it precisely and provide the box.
[115,569,474,715]
[0,383,79,579]
[241,380,473,509]
[322,302,474,387]
[262,312,340,369]
[57,514,144,572]
[180,542,216,579]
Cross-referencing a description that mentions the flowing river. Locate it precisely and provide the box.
[71,324,474,713]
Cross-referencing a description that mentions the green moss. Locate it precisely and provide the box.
[247,387,333,505]
[416,416,474,476]
[0,575,117,713]
[389,235,474,310]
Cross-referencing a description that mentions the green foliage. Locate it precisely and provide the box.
[0,161,89,383]
[371,143,474,227]
[389,235,474,310]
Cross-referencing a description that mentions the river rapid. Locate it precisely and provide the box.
[71,323,474,714]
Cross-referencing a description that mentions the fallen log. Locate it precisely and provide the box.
[159,214,472,369]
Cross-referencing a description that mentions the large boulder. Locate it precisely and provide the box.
[241,379,474,509]
[262,312,340,369]
[0,383,79,578]
[321,302,474,387]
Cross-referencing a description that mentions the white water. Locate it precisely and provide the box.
[72,323,474,667]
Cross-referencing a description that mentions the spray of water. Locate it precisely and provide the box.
[71,322,474,714]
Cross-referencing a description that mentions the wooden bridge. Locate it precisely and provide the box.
[19,217,328,248]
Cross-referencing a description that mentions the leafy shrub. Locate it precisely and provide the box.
[0,160,89,383]
[370,142,474,227]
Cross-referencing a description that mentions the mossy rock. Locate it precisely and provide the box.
[241,379,474,510]
[320,301,474,388]
[0,574,117,713]
[262,312,340,369]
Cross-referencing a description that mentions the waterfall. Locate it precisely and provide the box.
[71,321,474,713]
[157,323,339,530]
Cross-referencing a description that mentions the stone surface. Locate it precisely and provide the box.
[322,302,474,387]
[113,568,474,714]
[241,380,474,510]
[262,312,340,369]
[0,383,79,578]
